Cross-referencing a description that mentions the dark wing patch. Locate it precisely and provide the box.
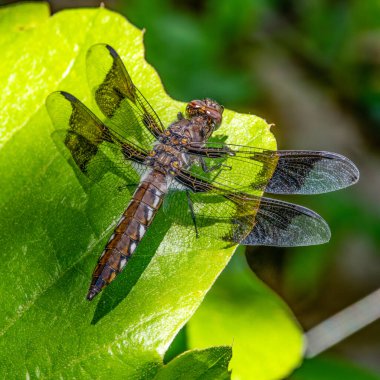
[47,91,111,173]
[46,91,148,193]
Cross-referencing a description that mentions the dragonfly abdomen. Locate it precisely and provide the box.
[86,170,169,301]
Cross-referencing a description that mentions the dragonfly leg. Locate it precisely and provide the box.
[186,190,199,238]
[117,183,139,192]
[200,157,231,173]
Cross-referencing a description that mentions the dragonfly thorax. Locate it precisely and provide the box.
[149,110,223,176]
[164,114,217,145]
[145,143,187,176]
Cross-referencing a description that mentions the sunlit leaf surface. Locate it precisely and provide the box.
[187,253,303,380]
[0,2,302,379]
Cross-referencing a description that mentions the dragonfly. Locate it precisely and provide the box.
[46,44,359,301]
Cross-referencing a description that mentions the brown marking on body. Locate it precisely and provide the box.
[86,170,169,300]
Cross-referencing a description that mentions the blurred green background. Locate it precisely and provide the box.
[1,0,379,378]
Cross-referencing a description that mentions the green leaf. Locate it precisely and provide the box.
[0,3,285,379]
[155,346,232,380]
[187,252,304,380]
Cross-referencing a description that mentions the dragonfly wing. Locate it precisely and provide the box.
[166,170,330,247]
[187,142,359,194]
[265,150,359,194]
[164,186,258,247]
[46,91,148,194]
[240,197,331,246]
[86,44,164,151]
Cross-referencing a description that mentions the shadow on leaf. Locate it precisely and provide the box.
[91,210,172,324]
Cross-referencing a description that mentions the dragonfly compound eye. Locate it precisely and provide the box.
[186,99,223,128]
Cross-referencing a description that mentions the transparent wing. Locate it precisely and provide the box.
[165,171,331,247]
[240,197,331,246]
[164,188,257,248]
[186,141,359,194]
[86,43,165,151]
[46,91,148,193]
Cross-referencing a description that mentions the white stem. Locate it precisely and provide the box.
[305,288,380,358]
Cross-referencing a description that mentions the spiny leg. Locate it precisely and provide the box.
[199,157,231,173]
[117,183,140,192]
[186,190,199,238]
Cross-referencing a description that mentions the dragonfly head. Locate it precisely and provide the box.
[186,98,224,130]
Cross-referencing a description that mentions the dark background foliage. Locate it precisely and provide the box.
[1,0,379,377]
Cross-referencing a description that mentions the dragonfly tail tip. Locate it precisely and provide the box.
[86,288,100,301]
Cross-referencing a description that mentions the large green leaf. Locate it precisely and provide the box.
[0,3,301,379]
[187,252,303,380]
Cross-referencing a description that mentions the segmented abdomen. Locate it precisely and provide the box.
[86,170,169,300]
